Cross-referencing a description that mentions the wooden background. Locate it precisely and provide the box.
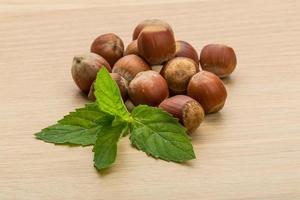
[1,0,300,199]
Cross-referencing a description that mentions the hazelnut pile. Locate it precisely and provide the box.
[71,19,237,133]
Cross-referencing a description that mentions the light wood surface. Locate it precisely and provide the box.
[1,0,300,199]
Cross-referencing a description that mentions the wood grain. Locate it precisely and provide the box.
[1,0,300,199]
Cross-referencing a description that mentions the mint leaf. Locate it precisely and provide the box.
[93,121,128,170]
[94,68,130,120]
[35,103,114,146]
[130,105,195,162]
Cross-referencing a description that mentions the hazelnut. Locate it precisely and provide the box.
[151,65,163,73]
[88,73,128,101]
[175,40,199,64]
[71,53,111,94]
[90,33,124,67]
[137,25,176,65]
[200,44,237,78]
[124,40,139,56]
[128,71,169,106]
[124,99,135,112]
[159,95,205,133]
[132,19,173,40]
[161,57,199,95]
[187,71,227,114]
[112,54,150,82]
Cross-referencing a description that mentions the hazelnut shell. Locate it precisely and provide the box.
[161,57,199,94]
[90,33,124,67]
[159,95,205,133]
[128,71,169,106]
[200,44,237,78]
[187,71,227,113]
[137,25,176,65]
[71,53,111,94]
[132,19,173,40]
[112,54,150,82]
[175,40,199,65]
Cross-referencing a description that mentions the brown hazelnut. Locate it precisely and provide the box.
[112,54,150,82]
[132,19,173,40]
[71,53,111,94]
[159,95,205,133]
[128,71,169,106]
[187,71,227,114]
[124,40,139,56]
[175,40,199,64]
[161,57,199,95]
[137,25,176,65]
[88,73,128,101]
[90,33,124,67]
[200,44,237,78]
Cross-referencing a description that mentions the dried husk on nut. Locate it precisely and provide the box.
[159,95,205,133]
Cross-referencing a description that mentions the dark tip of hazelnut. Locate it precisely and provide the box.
[159,95,205,133]
[128,71,169,106]
[90,33,124,67]
[199,44,237,78]
[161,57,199,95]
[187,71,227,113]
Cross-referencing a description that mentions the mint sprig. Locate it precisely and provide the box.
[35,103,114,146]
[36,67,195,171]
[130,105,195,162]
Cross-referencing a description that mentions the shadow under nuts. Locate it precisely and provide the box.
[129,71,169,106]
[71,53,111,94]
[200,44,237,78]
[161,57,199,95]
[90,33,124,67]
[159,95,205,133]
[112,54,150,82]
[187,71,227,114]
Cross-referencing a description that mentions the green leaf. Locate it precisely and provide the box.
[93,121,128,170]
[35,103,114,146]
[130,105,195,162]
[94,68,130,120]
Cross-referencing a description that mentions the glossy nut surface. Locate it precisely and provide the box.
[112,54,150,82]
[175,40,199,65]
[90,33,124,67]
[128,71,169,106]
[200,44,237,78]
[124,40,139,56]
[71,53,111,94]
[132,19,173,40]
[137,25,176,65]
[159,95,205,133]
[187,71,227,113]
[161,57,199,94]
